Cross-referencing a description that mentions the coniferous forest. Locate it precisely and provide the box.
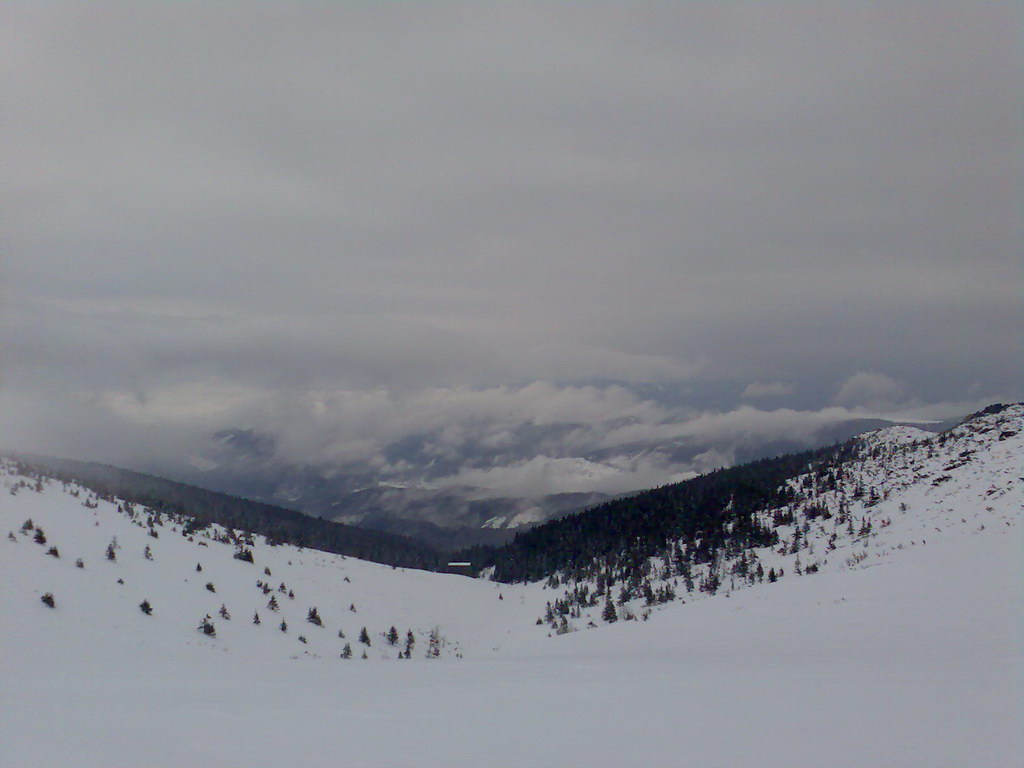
[455,441,863,584]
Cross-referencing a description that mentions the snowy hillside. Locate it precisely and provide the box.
[525,403,1022,632]
[0,469,544,662]
[2,404,1021,767]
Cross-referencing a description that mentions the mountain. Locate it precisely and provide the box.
[3,453,442,570]
[2,404,1019,766]
[462,403,1021,592]
[147,413,944,549]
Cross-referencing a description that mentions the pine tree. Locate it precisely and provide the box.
[386,626,399,646]
[253,611,261,625]
[642,581,656,606]
[340,643,353,659]
[34,528,47,545]
[307,607,323,627]
[426,627,441,658]
[358,627,371,646]
[267,595,279,611]
[602,597,618,623]
[404,629,415,657]
[139,599,153,615]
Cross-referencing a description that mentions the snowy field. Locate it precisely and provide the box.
[2,417,1021,767]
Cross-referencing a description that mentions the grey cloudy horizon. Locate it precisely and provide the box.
[2,3,1021,490]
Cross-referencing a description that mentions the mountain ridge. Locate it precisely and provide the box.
[2,403,1019,766]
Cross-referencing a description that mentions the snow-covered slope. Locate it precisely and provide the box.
[2,404,1021,767]
[531,403,1021,631]
[0,471,546,661]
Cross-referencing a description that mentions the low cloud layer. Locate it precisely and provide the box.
[0,377,1001,499]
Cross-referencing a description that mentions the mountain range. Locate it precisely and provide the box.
[128,411,958,550]
[2,402,1020,766]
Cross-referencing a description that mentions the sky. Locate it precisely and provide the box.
[2,3,1021,492]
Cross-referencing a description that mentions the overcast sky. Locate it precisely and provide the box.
[2,3,1020,479]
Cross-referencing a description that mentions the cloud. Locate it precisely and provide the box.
[833,372,908,410]
[430,453,696,499]
[1,4,1021,492]
[740,381,795,400]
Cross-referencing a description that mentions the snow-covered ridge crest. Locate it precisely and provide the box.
[855,423,934,448]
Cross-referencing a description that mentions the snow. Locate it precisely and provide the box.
[856,422,934,448]
[2,405,1021,767]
